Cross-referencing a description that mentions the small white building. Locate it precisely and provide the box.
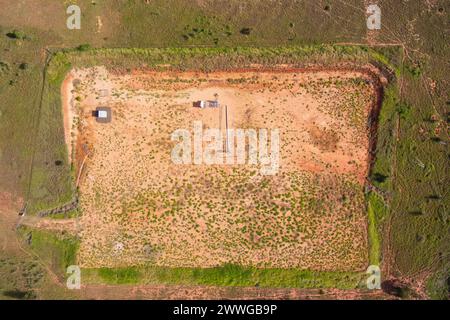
[98,110,108,118]
[95,107,112,123]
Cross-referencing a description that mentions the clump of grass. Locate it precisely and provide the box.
[76,44,92,52]
[6,30,27,40]
[240,27,252,35]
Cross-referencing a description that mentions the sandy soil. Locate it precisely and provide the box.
[19,216,80,235]
[62,73,75,163]
[62,67,377,271]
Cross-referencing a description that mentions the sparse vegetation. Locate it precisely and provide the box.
[240,27,252,35]
[76,44,91,52]
[6,30,27,40]
[17,226,79,275]
[0,255,44,300]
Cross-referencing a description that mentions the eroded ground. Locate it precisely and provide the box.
[63,67,377,271]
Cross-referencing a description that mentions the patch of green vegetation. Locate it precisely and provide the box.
[47,52,72,85]
[366,44,448,297]
[240,27,252,35]
[97,267,141,285]
[426,264,450,300]
[63,45,372,72]
[76,44,91,52]
[0,29,48,196]
[118,0,366,47]
[48,208,80,220]
[84,264,365,289]
[404,61,423,79]
[6,30,27,40]
[17,227,79,276]
[389,71,448,280]
[367,9,449,295]
[0,255,44,300]
[0,252,82,300]
[367,192,388,266]
[367,47,401,77]
[27,51,74,215]
[0,61,10,74]
[370,84,400,190]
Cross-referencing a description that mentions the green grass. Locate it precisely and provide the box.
[26,52,74,215]
[97,267,141,285]
[367,42,448,297]
[369,67,402,191]
[64,45,372,71]
[388,69,448,279]
[426,264,450,300]
[84,264,365,289]
[17,227,79,276]
[0,254,45,300]
[0,27,47,196]
[367,192,388,266]
[117,0,366,47]
[367,47,402,78]
[48,208,80,220]
[369,8,448,295]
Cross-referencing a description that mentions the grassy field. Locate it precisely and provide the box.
[0,223,80,300]
[0,254,44,300]
[82,264,365,289]
[367,192,388,266]
[17,226,79,277]
[0,0,448,299]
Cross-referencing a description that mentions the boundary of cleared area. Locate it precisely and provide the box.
[19,45,402,291]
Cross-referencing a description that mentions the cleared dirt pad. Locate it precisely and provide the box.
[64,67,377,271]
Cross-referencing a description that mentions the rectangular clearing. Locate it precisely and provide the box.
[64,66,379,272]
